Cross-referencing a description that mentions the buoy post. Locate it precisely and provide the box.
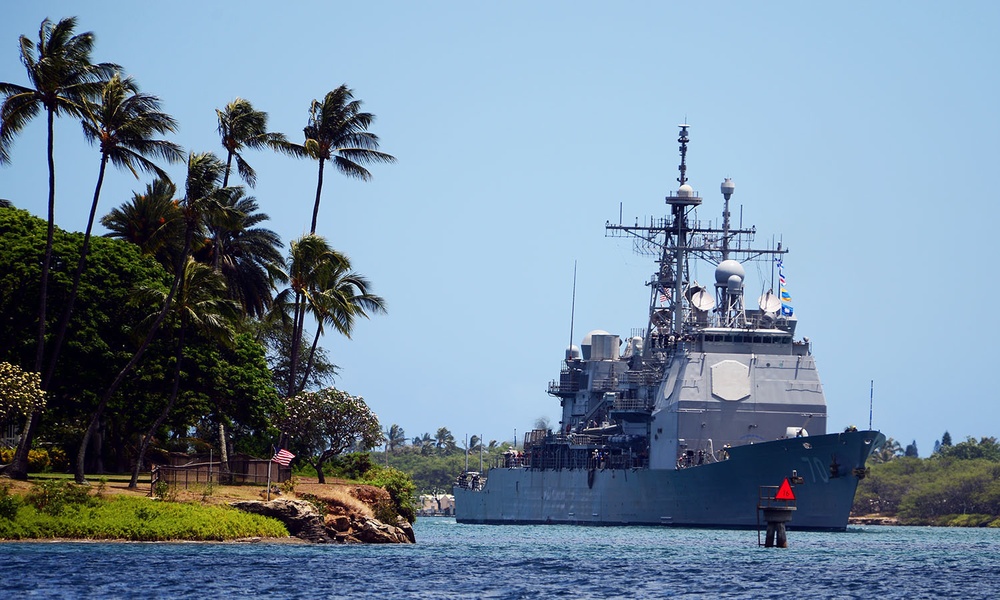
[758,478,797,548]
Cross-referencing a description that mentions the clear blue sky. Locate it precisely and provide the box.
[3,1,999,456]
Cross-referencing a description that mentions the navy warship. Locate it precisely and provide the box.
[454,125,884,531]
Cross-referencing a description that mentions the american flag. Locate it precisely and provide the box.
[271,448,295,467]
[659,286,671,304]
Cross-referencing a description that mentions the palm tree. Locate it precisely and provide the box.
[275,235,385,396]
[299,85,395,234]
[435,427,456,453]
[297,252,385,392]
[870,437,903,464]
[0,17,117,479]
[46,73,183,387]
[387,424,406,454]
[76,152,232,483]
[129,258,238,488]
[101,178,184,268]
[216,97,297,189]
[195,189,285,318]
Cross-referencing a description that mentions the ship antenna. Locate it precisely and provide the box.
[869,380,874,430]
[677,124,690,186]
[721,177,735,260]
[568,261,578,359]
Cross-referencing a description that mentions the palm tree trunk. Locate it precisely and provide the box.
[287,290,305,397]
[298,326,323,395]
[218,422,230,480]
[223,150,234,188]
[45,153,109,388]
[37,108,56,374]
[129,323,186,488]
[310,157,325,234]
[2,109,58,480]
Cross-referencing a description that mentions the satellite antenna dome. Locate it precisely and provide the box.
[721,178,735,198]
[727,274,743,293]
[715,259,745,284]
[677,184,694,197]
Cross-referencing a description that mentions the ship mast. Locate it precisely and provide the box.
[605,124,790,356]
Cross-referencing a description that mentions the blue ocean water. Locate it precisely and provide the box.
[3,520,999,599]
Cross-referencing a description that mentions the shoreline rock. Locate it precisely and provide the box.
[231,498,414,544]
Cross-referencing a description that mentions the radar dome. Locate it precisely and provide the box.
[715,259,745,284]
[677,184,694,197]
[582,329,611,346]
[727,274,743,293]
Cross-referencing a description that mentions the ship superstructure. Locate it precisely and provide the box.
[454,125,882,530]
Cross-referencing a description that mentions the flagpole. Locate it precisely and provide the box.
[266,446,273,502]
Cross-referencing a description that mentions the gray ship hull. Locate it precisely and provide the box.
[455,429,883,531]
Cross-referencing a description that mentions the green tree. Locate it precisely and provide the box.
[904,440,918,458]
[941,431,953,447]
[298,85,395,234]
[216,97,296,189]
[938,437,1000,462]
[280,387,382,483]
[0,16,117,480]
[0,208,170,476]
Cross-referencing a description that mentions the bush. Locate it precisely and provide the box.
[27,449,50,472]
[0,484,21,520]
[327,452,376,480]
[0,446,70,472]
[363,466,417,524]
[25,480,95,516]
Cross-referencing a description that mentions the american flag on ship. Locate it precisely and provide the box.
[658,286,671,304]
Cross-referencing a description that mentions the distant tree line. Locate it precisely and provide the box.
[353,423,518,493]
[854,431,1000,526]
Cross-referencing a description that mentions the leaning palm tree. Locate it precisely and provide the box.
[0,17,117,480]
[129,258,238,488]
[216,97,297,188]
[277,235,342,397]
[76,152,232,483]
[274,234,385,396]
[46,73,183,385]
[296,255,386,393]
[299,85,395,234]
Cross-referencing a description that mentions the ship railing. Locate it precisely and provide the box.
[619,370,660,387]
[591,377,618,392]
[455,471,485,491]
[547,379,581,395]
[611,398,650,412]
